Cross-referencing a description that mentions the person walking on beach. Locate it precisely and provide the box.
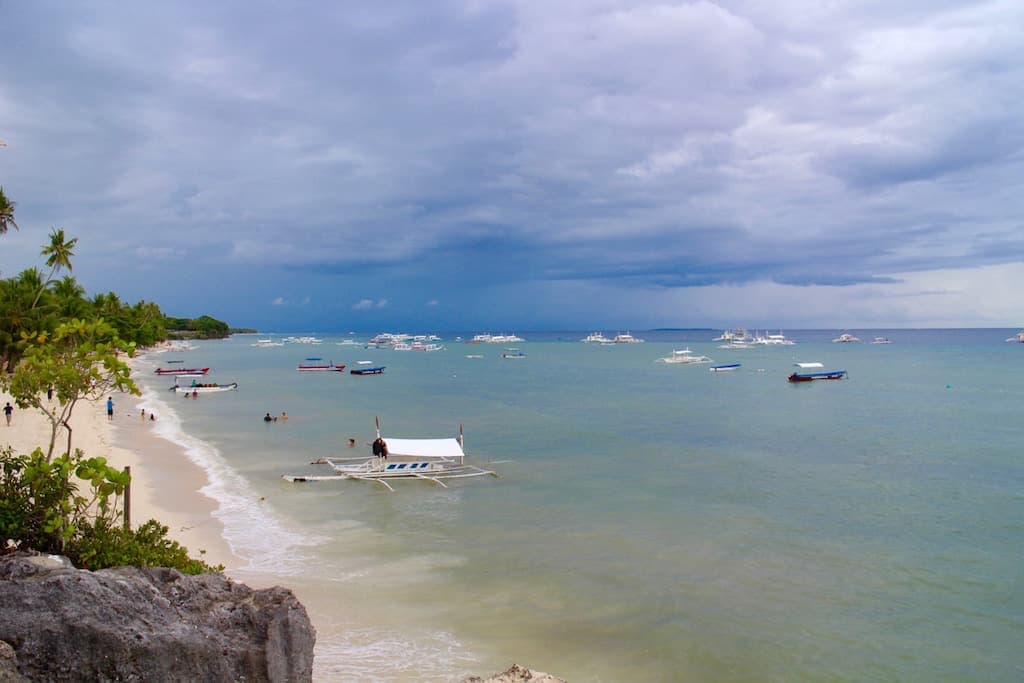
[4,402,12,426]
[106,397,114,421]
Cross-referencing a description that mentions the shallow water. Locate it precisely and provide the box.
[134,330,1024,681]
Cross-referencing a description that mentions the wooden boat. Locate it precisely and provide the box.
[154,367,209,376]
[502,348,527,359]
[709,363,741,372]
[172,382,239,393]
[788,370,847,382]
[658,348,711,364]
[297,363,345,371]
[350,366,385,375]
[283,420,498,491]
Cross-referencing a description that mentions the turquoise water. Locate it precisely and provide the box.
[132,330,1024,682]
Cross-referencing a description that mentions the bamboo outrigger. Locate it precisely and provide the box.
[282,419,498,491]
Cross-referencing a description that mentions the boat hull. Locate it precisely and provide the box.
[155,367,210,375]
[788,371,847,382]
[172,382,238,393]
[709,364,741,372]
[350,367,385,375]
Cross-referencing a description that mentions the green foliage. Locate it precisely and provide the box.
[0,447,77,551]
[1,189,222,574]
[0,446,221,574]
[163,314,231,339]
[4,318,139,460]
[0,185,17,234]
[70,519,223,575]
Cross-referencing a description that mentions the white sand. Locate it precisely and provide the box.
[0,388,237,569]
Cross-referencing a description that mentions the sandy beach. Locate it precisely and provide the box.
[0,387,237,570]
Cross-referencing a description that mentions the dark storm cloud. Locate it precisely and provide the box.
[2,0,1023,329]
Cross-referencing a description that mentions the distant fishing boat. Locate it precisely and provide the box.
[154,367,210,376]
[709,363,741,372]
[172,382,239,393]
[788,363,847,382]
[297,362,345,372]
[350,366,385,375]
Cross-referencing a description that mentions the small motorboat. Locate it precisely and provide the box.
[709,363,741,372]
[155,367,210,376]
[172,382,239,393]
[350,366,385,375]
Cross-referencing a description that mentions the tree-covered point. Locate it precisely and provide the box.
[163,314,232,339]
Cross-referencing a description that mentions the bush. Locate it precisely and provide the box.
[0,446,221,574]
[70,519,223,574]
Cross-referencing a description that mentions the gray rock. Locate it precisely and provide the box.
[464,663,567,683]
[0,553,315,682]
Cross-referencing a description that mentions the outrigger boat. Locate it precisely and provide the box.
[172,382,239,393]
[154,366,210,376]
[297,362,346,371]
[709,363,741,372]
[282,420,498,491]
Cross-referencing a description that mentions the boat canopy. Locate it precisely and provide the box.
[383,437,464,460]
[794,362,824,368]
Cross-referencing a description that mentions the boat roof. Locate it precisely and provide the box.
[794,362,824,368]
[383,437,464,459]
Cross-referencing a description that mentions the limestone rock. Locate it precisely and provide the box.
[464,662,567,683]
[0,553,315,682]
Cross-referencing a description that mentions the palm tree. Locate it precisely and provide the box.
[0,186,17,235]
[52,276,91,319]
[31,228,78,308]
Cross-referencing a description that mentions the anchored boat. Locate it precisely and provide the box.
[155,366,209,376]
[788,363,847,382]
[283,420,498,491]
[297,362,345,371]
[172,382,239,393]
[350,366,385,375]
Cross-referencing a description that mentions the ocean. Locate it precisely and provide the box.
[129,330,1023,682]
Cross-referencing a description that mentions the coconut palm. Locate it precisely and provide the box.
[0,186,17,235]
[31,228,78,308]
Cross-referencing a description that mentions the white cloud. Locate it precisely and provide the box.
[352,298,388,310]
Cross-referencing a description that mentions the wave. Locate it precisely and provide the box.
[135,352,326,575]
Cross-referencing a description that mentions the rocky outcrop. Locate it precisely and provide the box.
[464,663,567,683]
[0,553,315,682]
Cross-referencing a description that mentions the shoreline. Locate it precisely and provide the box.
[0,386,238,571]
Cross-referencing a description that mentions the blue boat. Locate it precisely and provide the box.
[788,370,847,382]
[709,363,741,372]
[350,366,385,375]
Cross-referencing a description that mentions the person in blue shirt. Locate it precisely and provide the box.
[106,397,114,421]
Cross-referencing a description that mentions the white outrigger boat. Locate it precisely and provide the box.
[172,382,238,393]
[282,421,498,491]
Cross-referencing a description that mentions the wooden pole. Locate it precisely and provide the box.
[123,466,131,530]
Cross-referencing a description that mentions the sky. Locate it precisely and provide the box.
[2,0,1023,332]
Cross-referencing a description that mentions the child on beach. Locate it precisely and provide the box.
[4,402,12,426]
[106,397,114,421]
